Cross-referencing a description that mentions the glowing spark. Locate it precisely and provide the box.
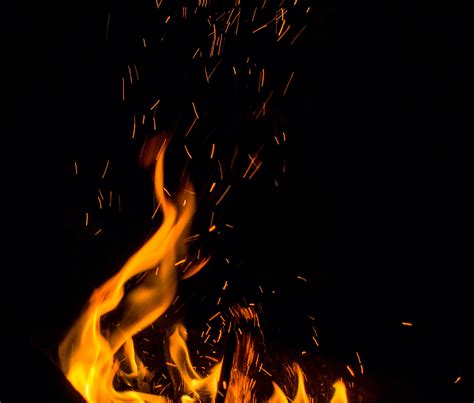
[346,365,355,377]
[94,228,102,236]
[283,71,295,96]
[192,101,200,119]
[74,161,78,175]
[402,322,413,327]
[121,77,125,100]
[290,25,307,46]
[356,351,364,374]
[131,114,136,139]
[248,162,262,179]
[174,258,187,267]
[296,275,307,282]
[192,48,201,59]
[217,160,224,180]
[133,64,139,80]
[185,117,198,137]
[184,145,193,159]
[101,160,110,179]
[276,23,291,41]
[85,212,89,226]
[210,143,215,159]
[150,98,161,110]
[215,185,231,206]
[454,376,461,384]
[208,312,221,322]
[209,182,216,193]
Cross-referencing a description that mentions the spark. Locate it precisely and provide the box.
[312,335,319,347]
[174,258,187,266]
[192,101,200,119]
[346,365,356,377]
[184,117,198,137]
[94,228,103,236]
[276,23,291,41]
[209,182,216,193]
[101,159,110,179]
[356,352,364,375]
[121,77,125,100]
[248,162,263,179]
[208,311,221,321]
[150,98,161,110]
[133,64,139,80]
[85,212,89,226]
[454,376,462,384]
[290,24,307,46]
[184,144,193,159]
[217,160,224,180]
[192,48,201,59]
[209,225,216,232]
[74,161,78,175]
[204,355,219,363]
[184,234,201,242]
[283,71,295,96]
[296,275,307,282]
[127,65,133,84]
[215,185,231,206]
[402,322,413,327]
[130,114,136,139]
[210,143,215,159]
[151,203,161,219]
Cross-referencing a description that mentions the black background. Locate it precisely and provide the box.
[3,0,472,401]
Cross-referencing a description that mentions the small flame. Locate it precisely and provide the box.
[330,380,349,403]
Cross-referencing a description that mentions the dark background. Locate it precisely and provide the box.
[3,0,472,401]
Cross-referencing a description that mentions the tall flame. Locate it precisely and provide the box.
[59,144,212,402]
[59,144,349,403]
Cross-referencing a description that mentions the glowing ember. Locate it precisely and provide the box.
[59,145,348,402]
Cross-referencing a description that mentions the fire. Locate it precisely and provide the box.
[59,144,349,402]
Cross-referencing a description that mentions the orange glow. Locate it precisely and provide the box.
[60,145,349,402]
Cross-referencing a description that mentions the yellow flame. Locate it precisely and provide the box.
[168,324,223,401]
[59,144,207,402]
[267,365,310,403]
[330,380,349,403]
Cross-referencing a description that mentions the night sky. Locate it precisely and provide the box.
[3,1,472,401]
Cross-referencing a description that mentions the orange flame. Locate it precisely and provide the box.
[59,145,349,403]
[59,144,211,402]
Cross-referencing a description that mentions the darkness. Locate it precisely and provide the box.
[2,0,472,402]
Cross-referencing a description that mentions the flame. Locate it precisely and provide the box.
[330,380,349,403]
[59,144,349,403]
[59,144,212,402]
